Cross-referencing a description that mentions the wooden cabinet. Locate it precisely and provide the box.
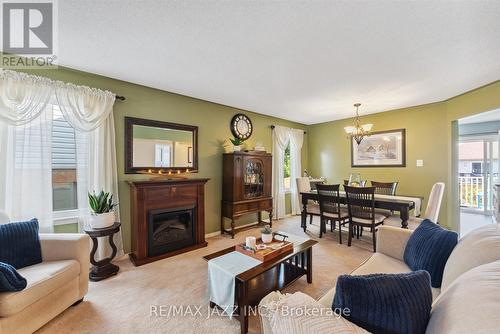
[221,151,273,238]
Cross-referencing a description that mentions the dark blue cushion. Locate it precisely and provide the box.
[0,219,42,269]
[0,262,27,292]
[404,219,458,288]
[333,270,432,334]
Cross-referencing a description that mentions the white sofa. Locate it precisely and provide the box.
[260,224,500,333]
[0,233,90,334]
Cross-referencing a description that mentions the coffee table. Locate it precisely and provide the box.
[204,234,317,334]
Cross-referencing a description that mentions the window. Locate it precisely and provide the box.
[154,143,172,167]
[283,142,291,191]
[52,108,78,212]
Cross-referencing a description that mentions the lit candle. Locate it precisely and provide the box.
[177,170,181,174]
[168,171,172,175]
[158,170,162,175]
[148,169,152,173]
[186,168,189,173]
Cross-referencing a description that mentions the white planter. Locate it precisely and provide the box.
[233,145,241,152]
[261,233,273,244]
[89,212,115,229]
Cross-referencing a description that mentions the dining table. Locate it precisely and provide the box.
[300,190,424,229]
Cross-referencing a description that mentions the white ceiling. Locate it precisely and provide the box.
[55,0,500,124]
[459,109,500,124]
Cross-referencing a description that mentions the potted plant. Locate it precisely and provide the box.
[261,224,273,243]
[229,137,244,151]
[88,190,118,229]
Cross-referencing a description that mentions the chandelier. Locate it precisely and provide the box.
[344,103,373,145]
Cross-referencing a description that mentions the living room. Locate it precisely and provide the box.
[1,1,500,334]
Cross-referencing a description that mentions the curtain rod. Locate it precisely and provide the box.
[270,125,306,134]
[115,95,126,101]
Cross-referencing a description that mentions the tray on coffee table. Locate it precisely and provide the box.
[235,238,293,262]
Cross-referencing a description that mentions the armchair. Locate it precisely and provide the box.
[0,233,89,334]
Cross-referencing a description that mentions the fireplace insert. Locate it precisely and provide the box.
[147,206,196,257]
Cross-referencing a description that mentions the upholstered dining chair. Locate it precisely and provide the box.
[296,177,320,224]
[344,185,387,252]
[384,182,445,230]
[316,184,349,242]
[343,179,367,187]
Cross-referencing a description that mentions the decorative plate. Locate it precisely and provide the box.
[230,113,253,140]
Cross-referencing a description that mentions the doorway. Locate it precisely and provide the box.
[458,110,500,236]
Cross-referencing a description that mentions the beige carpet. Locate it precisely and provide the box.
[37,216,372,334]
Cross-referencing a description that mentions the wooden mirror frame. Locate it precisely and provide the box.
[124,116,199,174]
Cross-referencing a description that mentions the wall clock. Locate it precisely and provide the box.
[230,113,253,140]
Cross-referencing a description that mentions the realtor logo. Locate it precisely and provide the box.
[1,0,57,68]
[2,1,53,54]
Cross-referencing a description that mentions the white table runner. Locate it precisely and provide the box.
[374,194,422,216]
[207,251,261,317]
[207,231,310,317]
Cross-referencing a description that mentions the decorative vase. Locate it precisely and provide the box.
[89,212,115,229]
[261,233,273,244]
[348,173,362,187]
[233,145,241,152]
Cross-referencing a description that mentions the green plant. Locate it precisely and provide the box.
[284,144,290,178]
[261,224,272,234]
[88,190,118,214]
[229,137,244,146]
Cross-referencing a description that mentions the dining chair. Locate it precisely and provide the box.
[370,181,398,195]
[371,181,399,217]
[296,177,320,224]
[316,184,349,243]
[384,182,445,230]
[343,179,367,187]
[344,185,387,252]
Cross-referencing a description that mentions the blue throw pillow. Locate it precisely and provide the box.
[0,262,27,292]
[404,219,458,288]
[0,219,42,269]
[333,271,432,334]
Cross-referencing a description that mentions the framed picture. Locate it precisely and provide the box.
[351,129,406,167]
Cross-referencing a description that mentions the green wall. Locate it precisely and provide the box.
[308,80,500,230]
[14,56,500,240]
[20,66,308,253]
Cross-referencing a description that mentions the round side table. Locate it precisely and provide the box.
[84,222,121,282]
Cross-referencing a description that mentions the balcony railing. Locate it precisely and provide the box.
[459,176,485,209]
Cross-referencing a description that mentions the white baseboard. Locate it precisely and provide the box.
[205,230,222,238]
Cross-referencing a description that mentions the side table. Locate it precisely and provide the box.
[84,222,121,281]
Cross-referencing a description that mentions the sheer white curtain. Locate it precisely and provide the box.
[75,113,123,260]
[272,125,290,220]
[0,106,54,232]
[0,69,123,259]
[289,129,304,215]
[0,70,53,125]
[56,76,122,259]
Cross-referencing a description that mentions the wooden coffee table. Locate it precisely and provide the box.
[204,237,317,334]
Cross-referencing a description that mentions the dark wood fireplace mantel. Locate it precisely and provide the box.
[128,178,209,266]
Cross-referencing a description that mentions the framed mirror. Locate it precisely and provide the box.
[125,117,198,174]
